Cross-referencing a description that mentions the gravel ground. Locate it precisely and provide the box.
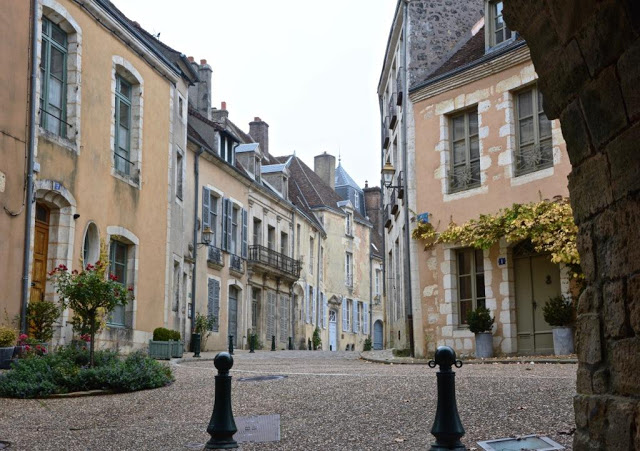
[0,350,577,450]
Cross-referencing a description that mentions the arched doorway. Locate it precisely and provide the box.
[328,309,337,351]
[373,320,384,350]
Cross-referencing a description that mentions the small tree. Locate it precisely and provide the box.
[194,312,215,350]
[49,262,133,367]
[26,300,60,343]
[312,326,322,350]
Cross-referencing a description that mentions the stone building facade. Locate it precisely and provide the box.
[378,0,484,354]
[408,11,571,357]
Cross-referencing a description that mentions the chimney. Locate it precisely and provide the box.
[187,58,212,119]
[314,152,336,190]
[249,117,269,158]
[363,185,382,234]
[211,101,229,124]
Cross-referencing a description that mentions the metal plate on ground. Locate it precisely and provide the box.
[478,434,564,450]
[0,441,11,449]
[237,375,287,382]
[235,414,280,443]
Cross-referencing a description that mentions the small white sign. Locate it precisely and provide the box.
[0,172,5,193]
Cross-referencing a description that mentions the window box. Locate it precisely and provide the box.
[148,340,183,360]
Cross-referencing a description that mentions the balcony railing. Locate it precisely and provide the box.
[207,245,223,267]
[448,162,481,194]
[345,273,353,288]
[248,245,301,279]
[230,254,244,274]
[514,142,553,177]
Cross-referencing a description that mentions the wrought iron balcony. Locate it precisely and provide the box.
[448,163,481,194]
[514,143,553,177]
[248,245,301,281]
[229,254,244,274]
[207,245,223,267]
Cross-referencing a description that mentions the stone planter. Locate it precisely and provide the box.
[552,327,574,355]
[148,340,183,360]
[474,333,493,358]
[0,346,15,369]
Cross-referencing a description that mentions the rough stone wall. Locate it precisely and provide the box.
[503,2,640,449]
[407,0,484,88]
[363,186,382,234]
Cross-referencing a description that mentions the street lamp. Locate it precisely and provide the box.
[381,160,402,191]
[199,226,213,246]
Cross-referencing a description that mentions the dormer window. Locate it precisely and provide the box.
[486,1,513,49]
[218,133,235,165]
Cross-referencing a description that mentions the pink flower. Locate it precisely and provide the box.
[25,345,31,351]
[127,286,134,292]
[109,274,118,281]
[19,334,28,340]
[95,261,102,267]
[72,269,78,275]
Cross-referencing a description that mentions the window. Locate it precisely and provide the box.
[489,1,512,47]
[82,222,99,267]
[319,247,324,282]
[40,18,68,137]
[346,299,353,332]
[108,241,128,326]
[172,261,180,312]
[449,109,480,193]
[253,218,262,246]
[345,212,353,236]
[309,237,314,273]
[354,193,360,210]
[280,232,288,256]
[219,134,235,165]
[114,75,132,175]
[202,189,219,247]
[515,86,553,176]
[296,224,301,257]
[456,249,486,326]
[178,96,184,119]
[230,206,239,255]
[175,150,184,200]
[375,269,381,297]
[267,226,275,250]
[345,252,353,287]
[251,288,260,330]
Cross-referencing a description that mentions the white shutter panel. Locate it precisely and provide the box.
[353,300,358,333]
[323,293,328,329]
[208,278,220,332]
[311,286,316,325]
[342,299,348,332]
[305,285,310,324]
[202,188,210,231]
[241,209,248,259]
[226,201,232,253]
[221,199,228,251]
[363,303,369,334]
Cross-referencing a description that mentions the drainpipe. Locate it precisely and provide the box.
[290,209,296,346]
[401,0,415,357]
[369,253,373,339]
[190,147,204,334]
[20,0,39,334]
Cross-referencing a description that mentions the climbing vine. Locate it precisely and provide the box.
[412,198,581,276]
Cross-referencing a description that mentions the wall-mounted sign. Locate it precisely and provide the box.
[188,302,193,319]
[53,181,62,191]
[498,257,507,267]
[417,212,430,223]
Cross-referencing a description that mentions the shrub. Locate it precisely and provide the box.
[0,345,173,398]
[249,333,263,350]
[467,307,494,334]
[194,313,215,349]
[312,327,322,350]
[153,327,181,342]
[26,301,61,343]
[543,295,575,327]
[392,348,411,357]
[0,326,17,347]
[363,337,372,351]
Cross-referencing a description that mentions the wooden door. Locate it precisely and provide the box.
[30,204,50,303]
[228,287,238,340]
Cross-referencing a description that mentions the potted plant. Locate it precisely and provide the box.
[467,306,495,358]
[149,327,183,359]
[0,326,17,369]
[543,295,575,355]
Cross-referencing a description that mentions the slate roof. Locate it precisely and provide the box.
[335,163,363,192]
[235,143,260,153]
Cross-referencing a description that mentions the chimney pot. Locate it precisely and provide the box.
[200,59,207,65]
[221,101,227,110]
[254,117,261,122]
[187,56,195,62]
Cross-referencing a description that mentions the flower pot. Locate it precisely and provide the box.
[0,346,15,369]
[474,333,493,358]
[552,327,574,355]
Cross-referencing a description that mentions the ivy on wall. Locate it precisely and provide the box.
[411,198,581,276]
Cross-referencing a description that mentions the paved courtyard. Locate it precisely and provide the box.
[0,351,577,450]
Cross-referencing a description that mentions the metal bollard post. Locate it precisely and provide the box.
[228,335,234,355]
[249,334,255,353]
[271,335,276,351]
[288,336,293,350]
[308,338,312,350]
[428,346,465,450]
[204,352,238,449]
[192,333,201,358]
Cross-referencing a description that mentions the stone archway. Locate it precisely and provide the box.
[503,3,640,448]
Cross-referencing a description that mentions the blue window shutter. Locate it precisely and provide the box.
[221,198,228,251]
[241,209,248,259]
[226,201,232,254]
[202,188,210,230]
[342,299,348,332]
[208,278,220,332]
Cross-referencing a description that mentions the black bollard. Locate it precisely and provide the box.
[228,335,234,355]
[249,334,255,353]
[204,352,238,449]
[192,333,201,358]
[308,338,312,350]
[288,336,293,350]
[271,335,276,351]
[428,346,465,450]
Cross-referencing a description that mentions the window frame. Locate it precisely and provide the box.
[345,252,353,287]
[40,17,68,138]
[448,108,480,193]
[456,248,486,327]
[114,75,133,176]
[514,85,554,177]
[107,240,128,327]
[175,148,184,201]
[487,0,513,49]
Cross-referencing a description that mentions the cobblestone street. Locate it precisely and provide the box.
[0,351,576,450]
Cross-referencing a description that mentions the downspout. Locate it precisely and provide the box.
[369,252,373,339]
[290,209,296,347]
[378,39,388,351]
[190,146,204,334]
[315,228,321,328]
[20,0,39,334]
[401,0,415,357]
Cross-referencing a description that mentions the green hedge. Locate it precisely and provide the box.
[152,327,181,342]
[0,345,174,398]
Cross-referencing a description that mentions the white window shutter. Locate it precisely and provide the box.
[353,300,358,333]
[323,293,328,329]
[241,209,248,259]
[311,287,316,325]
[342,299,348,332]
[363,303,369,334]
[305,285,310,324]
[202,188,210,231]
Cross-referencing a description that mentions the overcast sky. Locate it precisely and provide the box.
[113,0,397,188]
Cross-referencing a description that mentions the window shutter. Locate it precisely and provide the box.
[311,287,316,325]
[226,201,233,253]
[221,198,228,251]
[241,209,248,259]
[353,300,358,333]
[363,303,369,334]
[323,293,328,329]
[280,295,289,342]
[202,188,210,231]
[207,278,220,332]
[305,285,310,324]
[342,299,348,332]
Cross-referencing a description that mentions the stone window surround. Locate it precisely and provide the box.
[483,0,516,53]
[110,56,144,189]
[174,146,185,203]
[106,226,139,330]
[81,221,100,267]
[36,0,82,154]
